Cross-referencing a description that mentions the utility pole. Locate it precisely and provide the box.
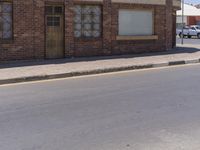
[181,0,184,45]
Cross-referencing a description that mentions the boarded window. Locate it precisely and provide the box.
[118,9,153,36]
[74,5,101,38]
[0,2,12,40]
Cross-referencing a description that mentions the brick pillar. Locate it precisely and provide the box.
[65,0,74,57]
[166,0,173,50]
[103,0,112,55]
[172,9,177,48]
[33,0,45,59]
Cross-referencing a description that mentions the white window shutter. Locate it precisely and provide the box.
[119,9,153,36]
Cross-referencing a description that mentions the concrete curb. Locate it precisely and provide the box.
[0,59,200,85]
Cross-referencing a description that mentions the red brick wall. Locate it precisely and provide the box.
[196,17,200,22]
[187,16,196,25]
[0,0,35,61]
[0,0,176,61]
[111,3,167,55]
[165,0,173,50]
[187,16,200,25]
[172,9,176,48]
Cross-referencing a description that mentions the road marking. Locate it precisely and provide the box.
[0,63,200,87]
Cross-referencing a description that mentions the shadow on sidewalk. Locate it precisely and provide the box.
[0,45,200,69]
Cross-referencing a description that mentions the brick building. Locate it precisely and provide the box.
[0,0,180,61]
[177,3,200,27]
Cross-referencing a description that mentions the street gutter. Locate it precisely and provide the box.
[0,59,200,85]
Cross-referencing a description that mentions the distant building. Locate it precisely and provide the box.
[195,4,200,9]
[177,3,200,27]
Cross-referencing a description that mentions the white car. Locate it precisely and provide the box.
[177,25,200,39]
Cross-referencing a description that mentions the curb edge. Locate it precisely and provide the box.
[0,59,199,85]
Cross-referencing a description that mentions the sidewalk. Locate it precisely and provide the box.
[0,44,200,85]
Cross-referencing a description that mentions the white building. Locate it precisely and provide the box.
[177,3,200,27]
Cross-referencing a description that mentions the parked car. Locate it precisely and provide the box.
[176,26,188,37]
[176,25,200,39]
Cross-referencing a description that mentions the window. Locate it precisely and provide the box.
[45,6,63,15]
[196,26,200,30]
[74,5,101,38]
[0,2,12,40]
[118,9,153,36]
[47,16,60,27]
[45,6,63,27]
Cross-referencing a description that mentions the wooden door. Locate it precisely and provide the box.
[45,5,64,59]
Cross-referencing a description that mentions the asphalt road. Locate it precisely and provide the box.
[1,64,200,150]
[176,36,200,45]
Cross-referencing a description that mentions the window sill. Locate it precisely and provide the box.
[74,37,102,41]
[116,35,158,41]
[0,39,14,44]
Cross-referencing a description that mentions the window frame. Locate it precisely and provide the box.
[0,0,13,42]
[45,5,64,15]
[118,8,155,37]
[73,4,103,39]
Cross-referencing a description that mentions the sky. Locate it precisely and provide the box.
[185,0,199,4]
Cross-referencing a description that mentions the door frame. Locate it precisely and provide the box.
[44,3,65,59]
